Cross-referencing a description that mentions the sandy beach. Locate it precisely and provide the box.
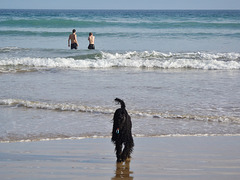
[0,136,240,180]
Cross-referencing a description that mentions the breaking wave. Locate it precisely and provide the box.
[1,49,240,73]
[1,98,239,124]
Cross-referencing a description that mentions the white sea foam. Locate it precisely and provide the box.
[1,98,239,123]
[134,133,240,138]
[0,98,114,114]
[0,51,240,72]
[2,133,240,143]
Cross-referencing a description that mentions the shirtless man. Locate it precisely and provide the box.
[68,29,79,49]
[88,32,95,49]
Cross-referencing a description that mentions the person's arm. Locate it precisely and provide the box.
[68,35,71,47]
[75,34,79,46]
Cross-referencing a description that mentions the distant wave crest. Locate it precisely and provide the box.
[1,98,240,124]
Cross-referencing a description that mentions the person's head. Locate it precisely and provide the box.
[72,29,76,33]
[89,32,93,36]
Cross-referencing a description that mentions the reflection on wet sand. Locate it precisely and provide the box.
[112,159,133,180]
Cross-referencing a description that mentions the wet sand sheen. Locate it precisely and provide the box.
[0,136,240,180]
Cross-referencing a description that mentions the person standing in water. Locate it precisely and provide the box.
[68,29,79,49]
[88,32,95,49]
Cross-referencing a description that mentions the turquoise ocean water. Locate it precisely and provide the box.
[0,10,240,142]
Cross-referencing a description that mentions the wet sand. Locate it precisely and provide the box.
[0,136,240,180]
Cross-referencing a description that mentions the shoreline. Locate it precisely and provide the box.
[1,136,240,179]
[1,133,240,143]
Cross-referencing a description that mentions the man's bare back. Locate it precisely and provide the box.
[68,29,78,49]
[88,32,95,49]
[88,34,95,45]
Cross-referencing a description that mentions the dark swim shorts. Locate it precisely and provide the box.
[71,43,78,49]
[88,44,95,49]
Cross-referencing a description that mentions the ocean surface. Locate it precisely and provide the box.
[0,9,240,142]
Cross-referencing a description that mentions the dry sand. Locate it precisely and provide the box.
[0,136,240,180]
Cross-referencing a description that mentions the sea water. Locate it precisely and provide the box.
[0,9,240,142]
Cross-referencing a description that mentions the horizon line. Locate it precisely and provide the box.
[1,8,240,11]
